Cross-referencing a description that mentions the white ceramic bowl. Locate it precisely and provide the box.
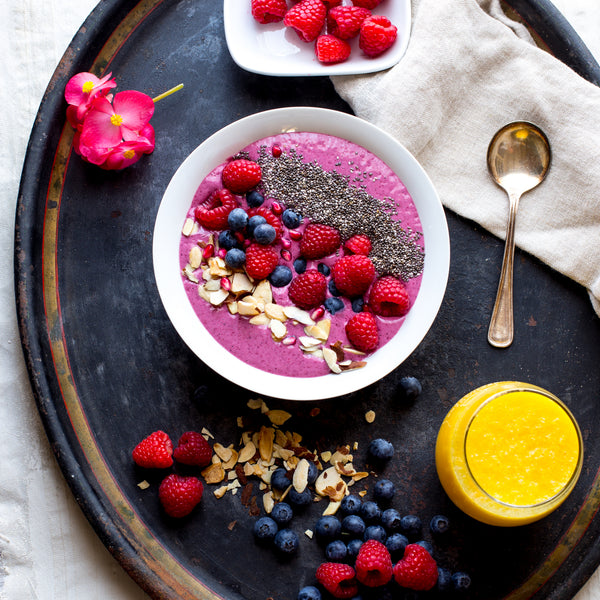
[223,0,411,77]
[153,107,449,400]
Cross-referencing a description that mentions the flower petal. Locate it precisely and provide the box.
[80,106,122,148]
[112,90,155,131]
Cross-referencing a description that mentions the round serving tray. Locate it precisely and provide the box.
[15,1,600,599]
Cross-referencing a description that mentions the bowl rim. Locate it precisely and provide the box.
[152,107,450,400]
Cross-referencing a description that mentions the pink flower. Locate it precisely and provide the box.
[101,127,155,170]
[80,91,155,150]
[65,72,116,123]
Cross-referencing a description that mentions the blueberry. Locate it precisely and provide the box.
[400,514,422,537]
[293,257,307,274]
[346,538,363,559]
[254,223,276,245]
[373,479,396,503]
[317,263,331,277]
[363,524,387,543]
[385,533,408,557]
[340,494,362,515]
[398,376,422,401]
[227,207,248,231]
[415,540,434,555]
[253,516,278,542]
[328,279,341,296]
[288,487,312,508]
[429,514,450,535]
[315,515,342,542]
[341,514,366,538]
[271,502,293,526]
[246,190,264,208]
[271,467,290,491]
[298,586,321,600]
[381,508,402,531]
[269,265,293,287]
[274,528,299,555]
[351,297,364,312]
[325,539,347,561]
[436,567,453,592]
[224,248,246,269]
[359,501,382,524]
[452,572,472,591]
[306,461,318,485]
[247,214,267,236]
[282,209,301,229]
[324,297,345,315]
[368,438,394,462]
[218,229,240,250]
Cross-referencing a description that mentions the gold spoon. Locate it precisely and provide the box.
[486,121,551,348]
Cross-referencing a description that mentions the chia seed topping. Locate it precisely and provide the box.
[255,145,425,280]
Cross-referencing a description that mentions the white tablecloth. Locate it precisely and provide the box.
[1,1,599,598]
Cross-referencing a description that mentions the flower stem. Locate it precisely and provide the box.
[152,83,184,103]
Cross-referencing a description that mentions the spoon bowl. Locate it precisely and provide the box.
[486,121,551,348]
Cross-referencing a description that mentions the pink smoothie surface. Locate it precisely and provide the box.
[179,131,424,378]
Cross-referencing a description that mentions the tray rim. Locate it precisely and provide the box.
[14,0,600,599]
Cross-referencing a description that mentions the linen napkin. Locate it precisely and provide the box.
[333,0,600,317]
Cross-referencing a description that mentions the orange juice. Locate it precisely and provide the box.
[435,382,583,526]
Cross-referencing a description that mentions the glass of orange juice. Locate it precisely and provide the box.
[435,382,583,526]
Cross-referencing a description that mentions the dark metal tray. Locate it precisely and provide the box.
[15,1,600,598]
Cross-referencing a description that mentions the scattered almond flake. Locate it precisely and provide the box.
[353,472,369,482]
[321,450,332,463]
[258,426,275,461]
[279,485,292,501]
[259,482,267,490]
[358,490,367,497]
[266,409,292,426]
[340,361,367,371]
[285,455,300,470]
[323,347,342,374]
[253,280,273,304]
[238,441,257,463]
[222,448,239,470]
[214,485,228,499]
[305,319,331,341]
[227,301,239,315]
[292,458,310,493]
[227,479,241,491]
[189,245,202,269]
[209,288,229,306]
[310,407,321,417]
[265,303,286,321]
[260,400,270,414]
[353,441,359,451]
[201,427,214,439]
[299,335,321,348]
[214,443,234,463]
[263,491,275,514]
[198,285,211,303]
[231,272,254,294]
[183,265,199,284]
[137,480,150,490]
[273,446,295,461]
[342,346,366,356]
[336,462,357,477]
[227,470,238,481]
[305,529,314,539]
[283,306,314,325]
[228,520,237,531]
[249,313,270,326]
[204,279,221,291]
[231,487,238,496]
[270,319,287,340]
[323,500,342,515]
[339,360,353,367]
[315,466,345,499]
[247,398,263,410]
[365,410,376,423]
[243,462,256,477]
[182,217,195,236]
[237,297,262,316]
[330,449,352,465]
[211,454,221,464]
[201,462,226,484]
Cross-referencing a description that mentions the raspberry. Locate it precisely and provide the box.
[194,188,237,230]
[345,311,379,352]
[331,254,375,296]
[247,206,283,239]
[221,159,262,194]
[245,243,279,279]
[355,539,393,587]
[288,269,327,309]
[322,0,342,7]
[344,233,372,255]
[359,15,397,57]
[158,474,204,518]
[393,544,438,591]
[352,0,381,8]
[315,34,351,64]
[284,0,327,43]
[173,431,213,467]
[300,223,341,259]
[132,430,173,469]
[327,6,371,40]
[251,0,287,24]
[315,562,358,599]
[368,276,410,317]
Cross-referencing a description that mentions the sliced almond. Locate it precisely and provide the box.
[198,285,211,303]
[214,443,234,463]
[137,480,150,490]
[238,441,257,463]
[237,297,261,316]
[305,319,331,341]
[283,306,314,325]
[299,336,322,348]
[263,491,275,514]
[247,398,263,410]
[253,280,273,304]
[222,448,239,470]
[258,426,274,462]
[365,410,376,423]
[315,466,346,500]
[227,301,239,315]
[342,346,367,356]
[182,217,195,236]
[323,347,342,374]
[249,313,270,326]
[292,458,310,493]
[231,272,254,294]
[183,265,199,284]
[265,303,287,322]
[322,500,342,516]
[189,245,202,269]
[201,462,226,484]
[266,409,292,426]
[214,485,228,499]
[209,288,229,306]
[204,278,222,292]
[270,319,287,340]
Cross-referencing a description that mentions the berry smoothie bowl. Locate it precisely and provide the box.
[153,108,449,400]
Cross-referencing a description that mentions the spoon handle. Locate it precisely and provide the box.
[488,191,521,348]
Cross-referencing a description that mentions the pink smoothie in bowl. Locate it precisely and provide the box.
[178,131,425,378]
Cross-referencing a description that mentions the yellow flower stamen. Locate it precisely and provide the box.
[123,149,136,159]
[82,80,94,94]
[111,114,124,126]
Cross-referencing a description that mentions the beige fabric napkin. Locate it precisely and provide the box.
[333,0,600,317]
